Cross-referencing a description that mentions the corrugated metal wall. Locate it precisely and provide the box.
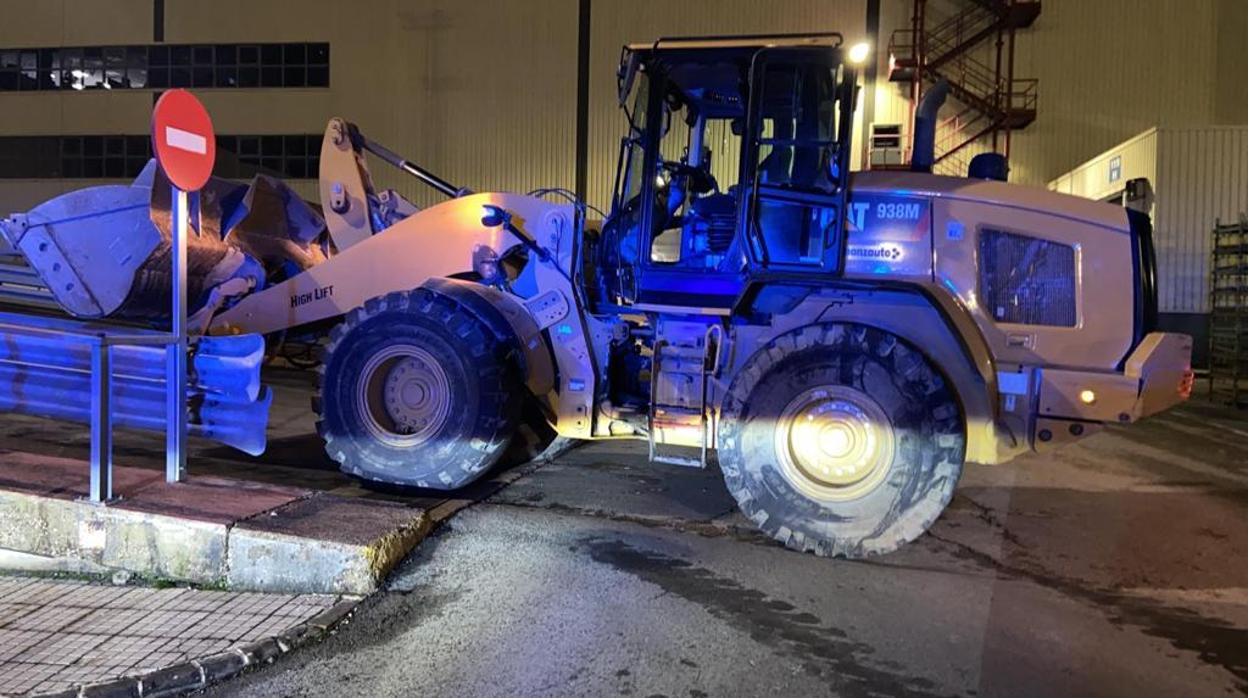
[871,0,913,130]
[0,0,875,216]
[1154,127,1248,314]
[585,0,868,211]
[1049,126,1248,315]
[1007,0,1219,187]
[170,0,580,210]
[181,0,870,212]
[875,0,1231,187]
[0,0,582,212]
[1,0,1240,214]
[0,0,155,137]
[0,0,150,51]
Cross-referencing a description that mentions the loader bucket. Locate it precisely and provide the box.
[0,180,161,318]
[0,159,327,326]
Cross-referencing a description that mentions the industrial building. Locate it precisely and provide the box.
[0,1,1243,195]
[0,2,1245,697]
[2,0,1247,362]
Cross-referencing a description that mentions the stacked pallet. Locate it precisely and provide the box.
[1210,217,1248,408]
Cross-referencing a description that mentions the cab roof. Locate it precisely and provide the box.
[623,32,844,58]
[619,33,845,117]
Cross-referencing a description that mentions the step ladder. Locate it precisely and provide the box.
[647,326,722,468]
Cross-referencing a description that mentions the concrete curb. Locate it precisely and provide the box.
[226,494,431,594]
[0,483,429,594]
[29,599,359,698]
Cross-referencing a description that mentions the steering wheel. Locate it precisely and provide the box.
[659,161,719,195]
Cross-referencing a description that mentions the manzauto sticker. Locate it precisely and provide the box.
[846,244,903,260]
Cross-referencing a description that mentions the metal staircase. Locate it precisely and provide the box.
[888,0,1040,170]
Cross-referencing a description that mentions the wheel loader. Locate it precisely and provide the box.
[0,33,1194,557]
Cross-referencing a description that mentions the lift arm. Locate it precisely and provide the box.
[318,118,470,253]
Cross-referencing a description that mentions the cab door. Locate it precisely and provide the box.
[739,47,855,277]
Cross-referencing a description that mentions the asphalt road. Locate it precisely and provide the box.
[1,367,1242,696]
[194,389,1248,698]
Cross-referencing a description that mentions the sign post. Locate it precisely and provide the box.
[151,89,215,484]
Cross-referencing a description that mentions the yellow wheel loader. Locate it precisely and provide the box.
[0,34,1194,556]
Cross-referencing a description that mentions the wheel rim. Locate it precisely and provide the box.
[773,385,896,502]
[357,344,452,448]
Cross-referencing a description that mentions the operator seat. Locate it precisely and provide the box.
[758,118,795,185]
[755,118,806,262]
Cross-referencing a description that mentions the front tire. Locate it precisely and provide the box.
[315,288,520,489]
[717,323,965,557]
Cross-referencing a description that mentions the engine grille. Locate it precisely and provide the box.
[978,228,1076,327]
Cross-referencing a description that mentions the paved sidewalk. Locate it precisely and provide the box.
[0,575,344,696]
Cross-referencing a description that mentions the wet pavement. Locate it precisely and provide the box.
[219,376,1246,697]
[1,368,1245,696]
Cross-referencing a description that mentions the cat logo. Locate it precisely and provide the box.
[847,195,929,242]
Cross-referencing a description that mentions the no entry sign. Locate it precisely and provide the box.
[151,89,215,191]
[151,89,214,484]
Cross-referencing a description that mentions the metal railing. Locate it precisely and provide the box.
[0,315,181,502]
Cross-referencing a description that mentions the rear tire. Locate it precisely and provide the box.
[717,323,965,557]
[315,288,520,489]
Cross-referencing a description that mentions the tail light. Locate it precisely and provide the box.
[1179,369,1195,399]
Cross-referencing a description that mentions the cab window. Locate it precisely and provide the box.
[748,59,845,269]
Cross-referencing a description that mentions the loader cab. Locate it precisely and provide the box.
[599,34,858,311]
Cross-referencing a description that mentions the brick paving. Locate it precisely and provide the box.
[0,576,343,696]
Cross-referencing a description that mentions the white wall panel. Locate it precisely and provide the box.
[1047,129,1157,201]
[1050,126,1248,315]
[1154,127,1248,313]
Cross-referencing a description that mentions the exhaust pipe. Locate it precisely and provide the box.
[910,80,949,174]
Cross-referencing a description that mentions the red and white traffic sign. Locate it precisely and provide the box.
[151,89,216,192]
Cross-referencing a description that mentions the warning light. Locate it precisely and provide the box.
[848,42,870,65]
[1079,389,1097,405]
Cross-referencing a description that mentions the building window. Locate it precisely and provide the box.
[214,134,321,179]
[0,43,329,91]
[0,135,321,180]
